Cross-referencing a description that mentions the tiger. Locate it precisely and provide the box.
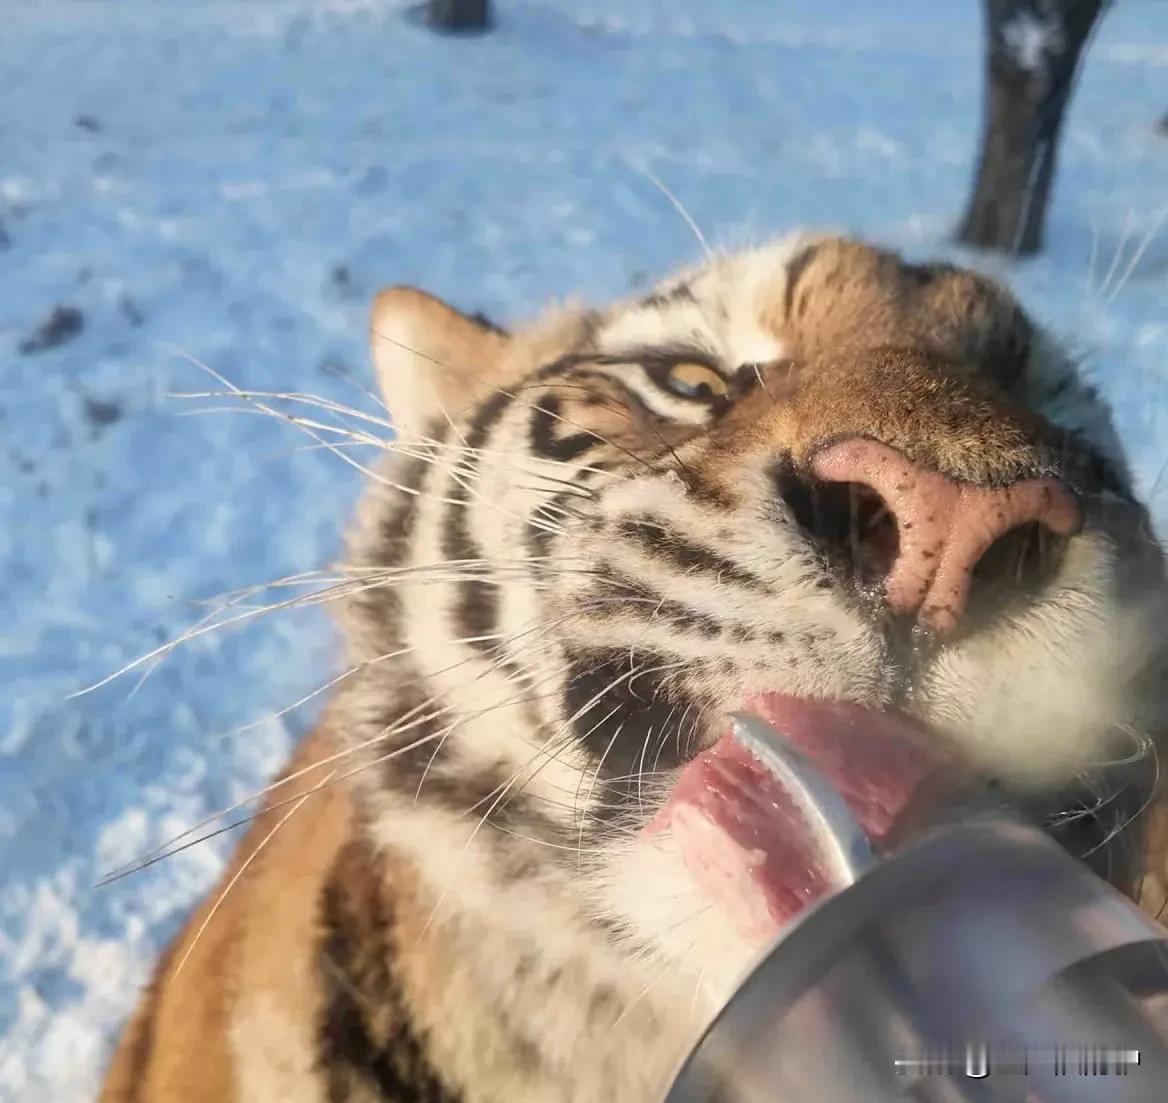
[99,232,1168,1103]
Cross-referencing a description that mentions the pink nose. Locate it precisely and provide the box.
[811,438,1083,633]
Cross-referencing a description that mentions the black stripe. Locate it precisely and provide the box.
[345,418,452,647]
[455,574,498,648]
[526,482,589,560]
[416,754,567,843]
[379,418,452,568]
[524,460,606,569]
[677,467,736,511]
[379,676,533,806]
[616,516,771,592]
[440,356,600,594]
[588,567,786,650]
[431,386,551,744]
[783,244,820,321]
[317,842,459,1103]
[554,367,680,431]
[590,568,723,639]
[372,675,456,796]
[529,393,604,464]
[442,390,514,649]
[372,672,565,854]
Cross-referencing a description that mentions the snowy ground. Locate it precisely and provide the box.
[1,0,1166,1098]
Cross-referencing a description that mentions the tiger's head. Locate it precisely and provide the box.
[339,233,1167,1058]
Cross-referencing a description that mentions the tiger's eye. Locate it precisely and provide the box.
[664,362,729,401]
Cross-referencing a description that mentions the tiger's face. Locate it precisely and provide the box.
[345,234,1166,1023]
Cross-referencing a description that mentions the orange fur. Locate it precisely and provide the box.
[100,724,352,1103]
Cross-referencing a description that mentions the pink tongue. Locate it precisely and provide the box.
[648,695,950,945]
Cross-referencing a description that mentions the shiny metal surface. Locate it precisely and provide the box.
[661,818,1168,1103]
[727,713,874,885]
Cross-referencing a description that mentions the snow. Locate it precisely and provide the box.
[1002,11,1065,71]
[1,0,1166,1097]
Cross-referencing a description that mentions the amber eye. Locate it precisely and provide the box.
[663,362,729,401]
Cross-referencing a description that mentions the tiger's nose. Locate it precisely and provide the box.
[808,438,1083,633]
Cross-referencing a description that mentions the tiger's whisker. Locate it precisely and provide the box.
[170,770,335,980]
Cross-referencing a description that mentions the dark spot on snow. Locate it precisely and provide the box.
[0,218,9,251]
[227,302,251,325]
[355,165,388,195]
[19,307,85,355]
[82,397,122,429]
[411,0,493,35]
[75,115,102,133]
[329,263,362,300]
[32,965,84,1006]
[1158,112,1168,138]
[84,397,123,430]
[283,15,310,49]
[119,295,144,327]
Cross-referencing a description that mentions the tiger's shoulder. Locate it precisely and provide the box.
[98,724,475,1103]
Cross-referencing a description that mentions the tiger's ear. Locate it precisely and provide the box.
[369,287,509,437]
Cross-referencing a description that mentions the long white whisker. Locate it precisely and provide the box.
[1106,205,1168,305]
[1098,210,1135,300]
[634,163,713,259]
[73,558,609,699]
[170,771,334,979]
[102,609,585,881]
[177,393,609,490]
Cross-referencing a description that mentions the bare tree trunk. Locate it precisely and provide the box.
[428,0,491,32]
[958,0,1107,256]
